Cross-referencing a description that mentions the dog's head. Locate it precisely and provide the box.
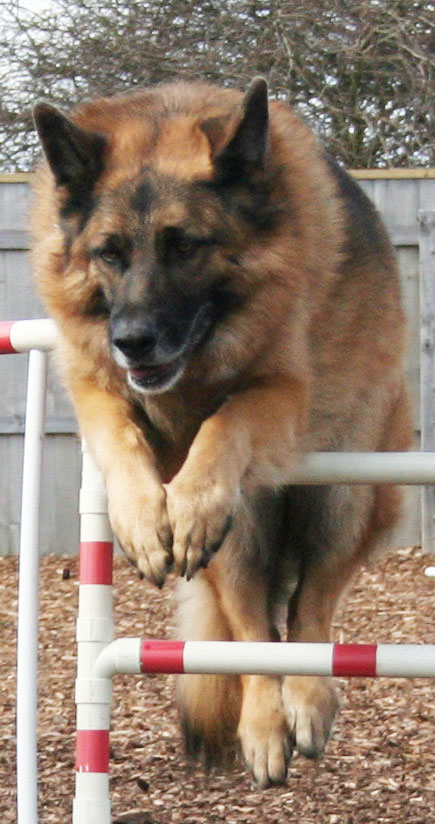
[33,79,284,393]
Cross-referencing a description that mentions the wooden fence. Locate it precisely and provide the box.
[0,175,80,555]
[0,171,434,555]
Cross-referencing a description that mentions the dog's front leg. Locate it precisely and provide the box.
[165,375,307,580]
[71,379,173,586]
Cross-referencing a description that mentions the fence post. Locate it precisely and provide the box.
[420,210,435,553]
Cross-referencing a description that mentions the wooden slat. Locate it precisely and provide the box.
[396,247,420,428]
[0,229,30,250]
[0,416,77,435]
[351,169,435,180]
[0,173,34,183]
[0,434,81,556]
[1,170,435,183]
[389,227,419,246]
[420,210,435,553]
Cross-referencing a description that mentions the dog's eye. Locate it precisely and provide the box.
[99,249,122,266]
[92,246,124,269]
[175,236,197,257]
[161,227,202,262]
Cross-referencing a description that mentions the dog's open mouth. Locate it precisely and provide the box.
[114,302,214,394]
[128,357,185,391]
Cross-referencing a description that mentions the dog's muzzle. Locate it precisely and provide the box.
[110,304,212,393]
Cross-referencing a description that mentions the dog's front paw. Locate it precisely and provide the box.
[282,675,340,759]
[238,675,291,788]
[107,476,173,587]
[164,465,238,580]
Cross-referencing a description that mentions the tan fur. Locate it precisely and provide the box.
[31,78,412,787]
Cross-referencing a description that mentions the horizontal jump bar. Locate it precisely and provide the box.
[94,639,435,680]
[286,451,435,484]
[69,449,435,486]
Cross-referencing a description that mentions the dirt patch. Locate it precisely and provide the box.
[1,545,435,823]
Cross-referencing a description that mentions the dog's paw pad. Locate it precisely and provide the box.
[282,675,340,758]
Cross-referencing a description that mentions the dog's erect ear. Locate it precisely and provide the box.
[33,102,106,191]
[202,77,269,184]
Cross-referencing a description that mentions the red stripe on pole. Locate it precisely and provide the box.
[333,643,377,677]
[141,640,185,673]
[75,729,110,773]
[79,542,113,585]
[0,321,15,354]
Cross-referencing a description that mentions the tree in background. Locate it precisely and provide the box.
[0,0,433,170]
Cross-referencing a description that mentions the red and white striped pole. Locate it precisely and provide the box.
[73,442,114,824]
[93,638,435,680]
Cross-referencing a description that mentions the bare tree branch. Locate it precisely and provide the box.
[0,0,433,170]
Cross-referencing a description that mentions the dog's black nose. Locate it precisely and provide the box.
[110,315,157,362]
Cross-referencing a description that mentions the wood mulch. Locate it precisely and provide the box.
[1,544,435,823]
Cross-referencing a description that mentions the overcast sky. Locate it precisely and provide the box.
[15,0,54,11]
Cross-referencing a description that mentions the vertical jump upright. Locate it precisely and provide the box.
[73,442,114,824]
[0,319,56,824]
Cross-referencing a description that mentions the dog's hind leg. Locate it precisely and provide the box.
[196,538,291,788]
[282,482,404,760]
[282,553,350,759]
[176,534,291,787]
[175,571,242,767]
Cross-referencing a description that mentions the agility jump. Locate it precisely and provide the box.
[2,319,435,824]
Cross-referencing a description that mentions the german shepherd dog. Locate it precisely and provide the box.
[32,78,411,787]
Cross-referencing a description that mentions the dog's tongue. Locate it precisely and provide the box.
[130,363,170,379]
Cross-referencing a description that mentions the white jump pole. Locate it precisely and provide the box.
[287,450,435,485]
[16,348,49,824]
[0,319,56,824]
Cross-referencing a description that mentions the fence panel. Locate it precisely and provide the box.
[0,176,78,555]
[0,172,434,554]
